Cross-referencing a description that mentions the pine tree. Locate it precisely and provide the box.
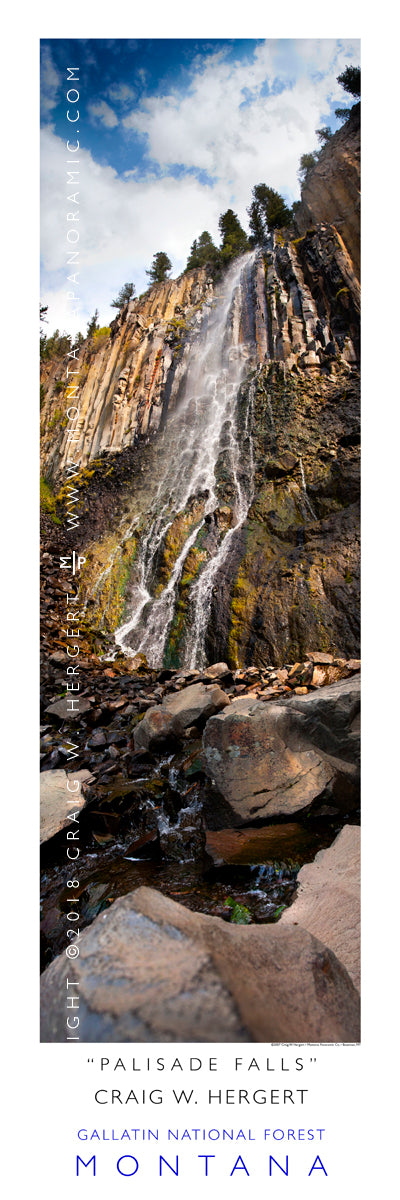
[337,65,360,97]
[186,231,221,272]
[111,282,136,309]
[146,252,172,285]
[247,184,292,244]
[218,209,249,264]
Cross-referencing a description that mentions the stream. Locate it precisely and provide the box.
[40,734,351,972]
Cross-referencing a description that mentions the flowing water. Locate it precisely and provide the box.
[299,454,318,521]
[115,253,258,667]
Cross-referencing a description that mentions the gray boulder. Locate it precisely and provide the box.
[202,677,360,823]
[134,681,230,750]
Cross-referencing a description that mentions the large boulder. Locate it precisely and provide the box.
[280,824,360,991]
[202,676,360,823]
[40,769,93,844]
[40,886,359,1043]
[134,681,230,750]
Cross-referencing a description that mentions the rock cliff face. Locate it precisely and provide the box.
[294,104,360,279]
[40,268,214,476]
[41,206,360,670]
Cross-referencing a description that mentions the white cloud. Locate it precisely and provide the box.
[41,38,360,337]
[40,45,61,115]
[108,83,136,106]
[40,128,224,335]
[88,100,119,129]
[122,37,360,209]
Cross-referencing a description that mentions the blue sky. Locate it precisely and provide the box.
[40,37,360,336]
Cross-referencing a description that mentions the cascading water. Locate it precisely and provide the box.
[299,455,317,521]
[115,252,258,668]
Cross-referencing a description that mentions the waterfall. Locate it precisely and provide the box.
[299,455,317,521]
[115,252,257,667]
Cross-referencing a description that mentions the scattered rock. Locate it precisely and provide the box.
[45,696,93,721]
[203,662,230,679]
[308,651,334,664]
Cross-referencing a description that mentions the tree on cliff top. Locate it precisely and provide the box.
[218,209,249,264]
[146,252,172,285]
[335,64,360,124]
[186,230,221,272]
[247,184,292,244]
[111,282,136,309]
[86,309,99,338]
[298,152,319,183]
[316,126,332,145]
[337,65,360,97]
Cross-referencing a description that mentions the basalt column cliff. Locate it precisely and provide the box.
[41,118,360,673]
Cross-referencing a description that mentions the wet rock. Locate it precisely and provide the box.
[264,452,298,478]
[280,825,360,991]
[40,769,93,844]
[159,807,206,863]
[205,823,329,867]
[40,886,359,1042]
[202,677,360,823]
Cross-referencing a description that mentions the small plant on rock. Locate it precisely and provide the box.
[224,897,252,924]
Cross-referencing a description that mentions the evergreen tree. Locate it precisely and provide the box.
[247,184,291,244]
[40,328,72,361]
[315,126,332,145]
[335,64,360,124]
[218,209,249,264]
[298,152,319,183]
[186,238,199,269]
[146,252,172,284]
[247,200,265,246]
[185,230,221,272]
[86,309,99,338]
[337,65,360,97]
[110,282,136,309]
